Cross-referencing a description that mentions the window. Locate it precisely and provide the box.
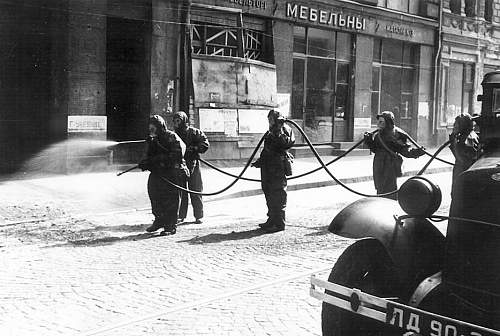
[191,20,270,62]
[307,28,335,57]
[450,0,461,14]
[386,0,409,12]
[465,0,476,17]
[293,26,306,54]
[371,39,417,125]
[380,0,419,14]
[291,27,353,142]
[292,58,305,119]
[485,0,494,22]
[441,62,475,126]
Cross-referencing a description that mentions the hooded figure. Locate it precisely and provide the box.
[252,110,295,233]
[139,115,188,235]
[449,113,480,197]
[364,111,425,199]
[172,111,210,223]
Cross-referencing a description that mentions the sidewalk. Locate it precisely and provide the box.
[0,147,454,224]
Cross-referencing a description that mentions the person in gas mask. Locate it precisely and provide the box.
[139,115,189,235]
[172,111,210,224]
[252,110,295,233]
[364,111,425,200]
[449,113,480,198]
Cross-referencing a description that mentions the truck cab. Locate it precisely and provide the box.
[311,72,500,336]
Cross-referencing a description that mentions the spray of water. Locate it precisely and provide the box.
[15,139,118,178]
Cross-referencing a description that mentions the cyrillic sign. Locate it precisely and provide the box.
[286,3,366,31]
[227,0,267,10]
[385,24,414,37]
[68,116,107,133]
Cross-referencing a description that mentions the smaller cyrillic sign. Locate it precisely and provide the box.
[68,116,107,133]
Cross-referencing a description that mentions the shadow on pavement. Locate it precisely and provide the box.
[304,225,331,237]
[47,232,160,248]
[178,228,266,245]
[79,224,148,233]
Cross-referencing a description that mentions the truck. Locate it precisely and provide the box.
[310,71,500,336]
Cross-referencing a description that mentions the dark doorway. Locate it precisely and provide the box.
[106,17,150,142]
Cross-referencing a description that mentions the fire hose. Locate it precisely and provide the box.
[116,120,455,198]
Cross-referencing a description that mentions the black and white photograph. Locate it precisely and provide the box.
[1,0,500,335]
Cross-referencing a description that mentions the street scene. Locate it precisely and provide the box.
[2,0,500,335]
[1,157,452,335]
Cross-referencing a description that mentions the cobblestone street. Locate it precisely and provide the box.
[0,173,451,336]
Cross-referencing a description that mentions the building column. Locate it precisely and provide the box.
[66,0,107,136]
[151,0,182,122]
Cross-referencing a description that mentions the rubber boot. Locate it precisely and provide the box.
[161,219,177,236]
[258,218,272,229]
[263,212,285,233]
[146,218,163,232]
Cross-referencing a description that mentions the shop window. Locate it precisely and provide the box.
[292,58,305,119]
[485,0,493,22]
[337,62,350,84]
[293,26,306,54]
[307,28,335,58]
[371,38,417,125]
[441,62,475,126]
[373,39,381,63]
[382,40,403,66]
[336,65,350,119]
[306,58,335,118]
[336,32,352,62]
[291,26,354,141]
[403,44,417,66]
[449,0,462,14]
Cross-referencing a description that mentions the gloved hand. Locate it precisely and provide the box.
[146,136,158,145]
[138,159,150,171]
[251,158,262,168]
[410,147,426,158]
[363,132,373,144]
[187,145,199,152]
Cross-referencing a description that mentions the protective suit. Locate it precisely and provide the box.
[173,111,210,223]
[449,113,480,198]
[364,111,424,200]
[140,115,188,234]
[253,110,295,233]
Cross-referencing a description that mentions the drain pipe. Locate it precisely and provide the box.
[432,0,444,137]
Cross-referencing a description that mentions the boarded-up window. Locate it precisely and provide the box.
[191,7,271,62]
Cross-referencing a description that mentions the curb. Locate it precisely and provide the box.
[208,166,453,202]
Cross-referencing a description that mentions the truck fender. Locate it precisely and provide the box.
[329,197,445,298]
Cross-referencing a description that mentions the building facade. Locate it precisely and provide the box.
[436,0,500,144]
[2,0,500,171]
[165,0,442,158]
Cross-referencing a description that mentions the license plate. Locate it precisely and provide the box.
[386,301,500,336]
